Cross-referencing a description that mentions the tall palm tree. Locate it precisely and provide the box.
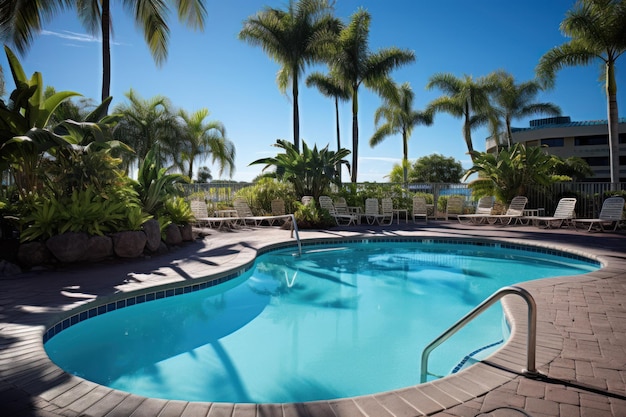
[176,108,235,180]
[536,0,626,186]
[239,0,339,153]
[488,71,562,148]
[112,89,179,172]
[305,71,350,182]
[330,8,415,183]
[0,0,207,109]
[370,82,433,184]
[426,73,495,158]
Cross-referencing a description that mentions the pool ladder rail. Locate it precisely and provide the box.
[420,285,540,383]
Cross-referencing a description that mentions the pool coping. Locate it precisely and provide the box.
[1,224,625,417]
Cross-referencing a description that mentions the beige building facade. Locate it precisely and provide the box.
[485,116,626,182]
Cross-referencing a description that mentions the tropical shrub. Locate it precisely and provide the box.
[161,196,194,226]
[234,177,297,215]
[293,201,334,229]
[465,143,561,203]
[134,147,190,215]
[250,139,350,200]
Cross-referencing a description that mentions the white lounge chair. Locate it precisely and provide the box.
[524,197,577,229]
[412,195,428,224]
[379,198,394,226]
[458,196,494,224]
[233,198,275,226]
[484,196,528,225]
[319,196,358,226]
[189,200,233,230]
[573,196,624,232]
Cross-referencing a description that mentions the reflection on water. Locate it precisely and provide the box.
[45,241,597,403]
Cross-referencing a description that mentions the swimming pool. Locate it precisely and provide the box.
[44,238,599,404]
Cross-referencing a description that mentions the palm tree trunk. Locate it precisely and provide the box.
[335,97,342,184]
[402,130,408,184]
[606,61,620,189]
[292,72,300,153]
[101,0,111,114]
[463,102,474,157]
[351,89,359,183]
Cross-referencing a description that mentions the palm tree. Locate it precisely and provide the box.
[305,71,350,182]
[330,8,415,183]
[0,0,207,109]
[112,89,179,172]
[239,0,339,152]
[536,0,626,187]
[370,82,433,183]
[176,108,235,180]
[426,73,495,158]
[488,71,561,148]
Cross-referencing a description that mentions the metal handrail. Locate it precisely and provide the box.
[420,285,539,383]
[289,214,302,256]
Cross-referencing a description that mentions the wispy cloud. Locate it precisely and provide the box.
[42,30,99,43]
[41,30,125,46]
[359,156,401,164]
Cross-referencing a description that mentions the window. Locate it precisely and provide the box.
[620,133,626,144]
[575,135,608,146]
[582,156,610,166]
[541,138,564,147]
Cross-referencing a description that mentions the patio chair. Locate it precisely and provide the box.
[484,196,528,225]
[189,200,233,229]
[233,198,274,226]
[573,196,624,232]
[319,196,358,226]
[445,196,464,221]
[457,196,494,224]
[524,197,577,229]
[301,196,314,206]
[412,195,428,224]
[334,197,349,214]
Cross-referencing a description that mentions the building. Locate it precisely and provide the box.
[485,116,626,182]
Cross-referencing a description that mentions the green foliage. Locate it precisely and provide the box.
[18,184,142,242]
[0,46,80,194]
[135,147,190,215]
[125,205,153,232]
[250,139,350,200]
[465,143,560,203]
[161,196,194,225]
[388,154,464,183]
[293,201,334,229]
[234,177,297,215]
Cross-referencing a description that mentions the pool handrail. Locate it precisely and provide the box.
[420,285,539,383]
[289,213,302,256]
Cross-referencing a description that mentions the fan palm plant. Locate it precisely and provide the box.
[176,108,235,180]
[370,82,433,183]
[239,0,339,152]
[426,73,495,158]
[488,70,561,148]
[329,8,415,183]
[536,0,626,187]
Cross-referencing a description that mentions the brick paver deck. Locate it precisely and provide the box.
[1,222,625,416]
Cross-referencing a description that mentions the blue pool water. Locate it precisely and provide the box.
[44,240,599,403]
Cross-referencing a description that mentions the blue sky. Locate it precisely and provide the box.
[1,0,623,182]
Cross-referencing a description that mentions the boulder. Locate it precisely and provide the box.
[179,223,193,241]
[82,235,114,262]
[163,223,182,246]
[142,219,162,252]
[112,231,147,258]
[46,232,89,263]
[17,241,52,267]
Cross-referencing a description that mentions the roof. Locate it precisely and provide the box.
[511,118,626,133]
